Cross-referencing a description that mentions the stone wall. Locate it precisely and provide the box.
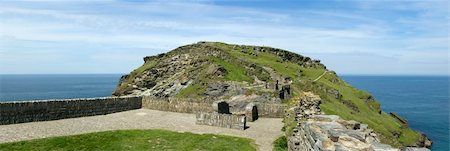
[141,96,214,113]
[142,96,286,118]
[1,96,285,126]
[0,96,142,125]
[256,103,286,118]
[195,112,246,130]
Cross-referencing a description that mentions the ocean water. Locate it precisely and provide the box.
[0,74,448,150]
[341,76,449,151]
[0,74,122,101]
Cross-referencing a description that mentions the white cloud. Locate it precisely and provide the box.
[0,1,448,75]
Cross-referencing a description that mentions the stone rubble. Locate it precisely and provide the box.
[288,92,430,151]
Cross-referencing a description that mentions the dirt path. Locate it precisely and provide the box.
[313,71,328,82]
[0,109,283,151]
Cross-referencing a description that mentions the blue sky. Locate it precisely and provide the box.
[0,0,448,75]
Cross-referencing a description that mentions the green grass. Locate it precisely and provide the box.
[209,56,253,82]
[0,129,256,151]
[272,136,288,151]
[176,82,207,98]
[399,128,422,145]
[214,43,325,82]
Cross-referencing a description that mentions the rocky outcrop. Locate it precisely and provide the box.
[288,92,430,151]
[289,114,404,151]
[204,83,230,96]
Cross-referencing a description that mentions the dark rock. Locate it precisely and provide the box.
[204,83,230,96]
[214,66,227,77]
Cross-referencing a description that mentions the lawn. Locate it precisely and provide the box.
[0,129,256,151]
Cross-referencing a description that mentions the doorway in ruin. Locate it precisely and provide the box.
[217,101,230,114]
[251,105,258,121]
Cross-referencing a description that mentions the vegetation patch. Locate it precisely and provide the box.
[0,129,256,151]
[273,136,288,151]
[209,56,253,82]
[176,82,207,98]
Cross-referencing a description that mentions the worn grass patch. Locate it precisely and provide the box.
[0,129,256,151]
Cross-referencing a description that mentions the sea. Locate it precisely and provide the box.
[0,74,448,150]
[0,74,121,101]
[341,75,449,151]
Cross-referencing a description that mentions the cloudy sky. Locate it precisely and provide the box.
[0,0,448,75]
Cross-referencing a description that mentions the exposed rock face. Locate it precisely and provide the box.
[288,92,430,151]
[288,115,402,151]
[204,83,230,96]
[413,135,433,149]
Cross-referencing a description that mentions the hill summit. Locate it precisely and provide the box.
[113,41,430,148]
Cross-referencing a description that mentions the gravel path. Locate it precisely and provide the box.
[0,109,283,151]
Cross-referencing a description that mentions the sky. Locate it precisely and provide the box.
[0,0,448,75]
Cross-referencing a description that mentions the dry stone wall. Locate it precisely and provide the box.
[0,96,141,125]
[195,112,246,130]
[141,96,215,113]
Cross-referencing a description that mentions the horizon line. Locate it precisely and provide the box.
[0,73,449,77]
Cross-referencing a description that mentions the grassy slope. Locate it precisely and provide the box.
[209,56,253,83]
[0,129,256,151]
[209,42,420,147]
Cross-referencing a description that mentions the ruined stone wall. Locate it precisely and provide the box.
[142,96,286,117]
[287,92,429,151]
[141,96,215,113]
[0,96,142,125]
[256,103,286,118]
[288,115,402,151]
[195,112,246,130]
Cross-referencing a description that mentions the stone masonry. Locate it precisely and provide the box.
[0,96,141,125]
[1,96,285,126]
[195,112,246,130]
[287,92,430,151]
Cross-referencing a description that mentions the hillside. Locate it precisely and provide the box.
[113,41,428,148]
